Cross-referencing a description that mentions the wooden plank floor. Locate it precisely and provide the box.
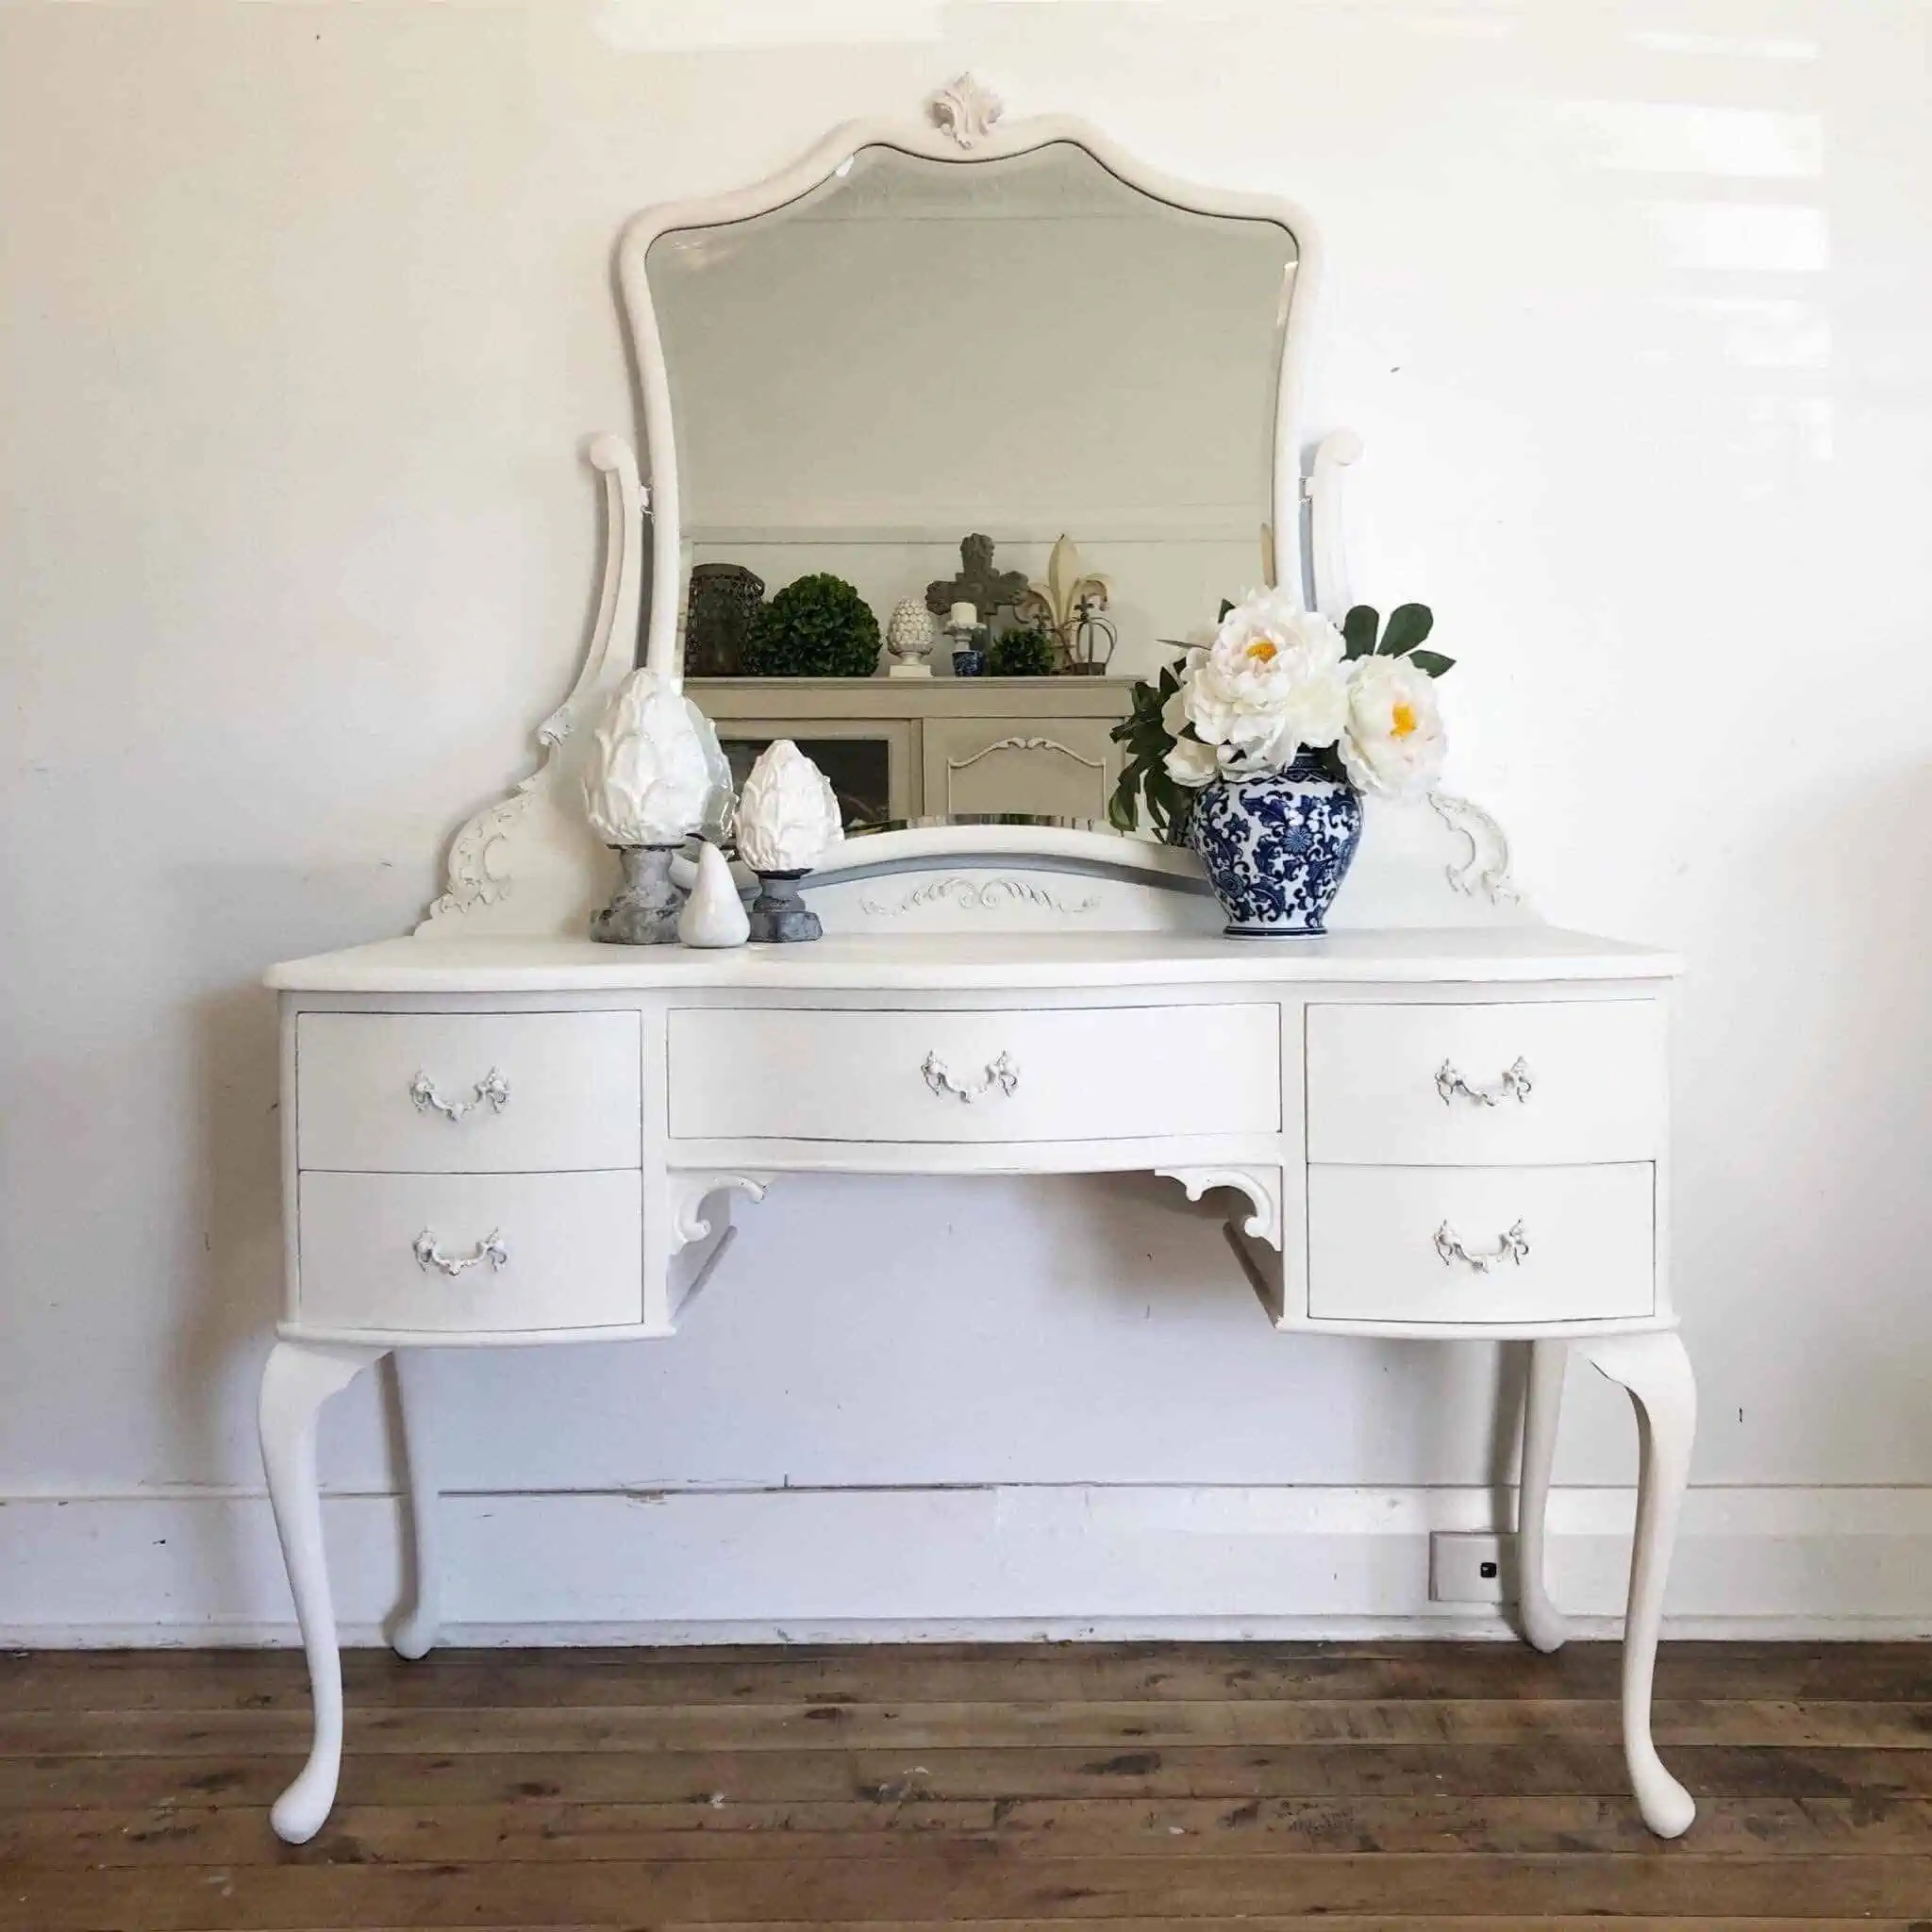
[2,1641,1929,1929]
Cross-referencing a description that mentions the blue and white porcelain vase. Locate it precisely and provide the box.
[1186,753,1364,937]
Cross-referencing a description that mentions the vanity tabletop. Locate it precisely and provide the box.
[267,927,1681,994]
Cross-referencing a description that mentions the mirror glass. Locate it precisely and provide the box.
[645,138,1298,824]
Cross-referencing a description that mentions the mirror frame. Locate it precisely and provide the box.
[617,74,1324,688]
[413,75,1536,940]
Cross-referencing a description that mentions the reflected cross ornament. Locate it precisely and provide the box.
[925,534,1031,625]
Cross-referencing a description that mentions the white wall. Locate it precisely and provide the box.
[3,0,1930,1641]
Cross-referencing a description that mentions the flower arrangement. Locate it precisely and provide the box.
[1108,588,1453,839]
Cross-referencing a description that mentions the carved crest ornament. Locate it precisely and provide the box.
[929,73,1005,148]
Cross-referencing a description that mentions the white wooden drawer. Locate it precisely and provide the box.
[296,1171,642,1334]
[668,1004,1280,1142]
[1306,1000,1664,1166]
[296,1012,641,1173]
[1307,1163,1654,1326]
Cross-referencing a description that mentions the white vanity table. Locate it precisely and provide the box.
[256,77,1698,1850]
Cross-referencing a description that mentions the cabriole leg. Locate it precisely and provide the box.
[1517,1338,1570,1654]
[1579,1329,1698,1839]
[386,1349,441,1661]
[258,1339,386,1845]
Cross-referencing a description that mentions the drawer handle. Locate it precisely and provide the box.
[408,1068,510,1123]
[412,1229,508,1278]
[922,1049,1020,1103]
[1436,1057,1532,1108]
[1434,1219,1529,1273]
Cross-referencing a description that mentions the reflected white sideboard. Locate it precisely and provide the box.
[691,675,1135,825]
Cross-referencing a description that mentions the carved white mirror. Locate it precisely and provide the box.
[419,79,1523,937]
[627,102,1312,687]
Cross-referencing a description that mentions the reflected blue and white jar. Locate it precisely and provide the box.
[1186,754,1364,937]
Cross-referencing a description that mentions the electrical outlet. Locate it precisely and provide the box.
[1429,1530,1515,1604]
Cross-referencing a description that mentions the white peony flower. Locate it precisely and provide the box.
[1163,732,1220,789]
[1179,587,1350,778]
[1338,654,1446,797]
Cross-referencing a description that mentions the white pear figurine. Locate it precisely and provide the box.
[677,840,751,949]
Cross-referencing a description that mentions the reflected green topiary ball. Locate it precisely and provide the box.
[741,573,881,678]
[990,626,1056,677]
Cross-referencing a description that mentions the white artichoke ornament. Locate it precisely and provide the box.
[734,740,843,873]
[886,596,938,664]
[582,669,734,847]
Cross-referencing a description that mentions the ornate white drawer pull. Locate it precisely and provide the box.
[1436,1056,1532,1108]
[1434,1219,1529,1273]
[408,1068,509,1123]
[921,1049,1020,1103]
[412,1229,508,1278]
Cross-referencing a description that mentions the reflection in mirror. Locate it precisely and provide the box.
[646,141,1298,686]
[719,734,893,832]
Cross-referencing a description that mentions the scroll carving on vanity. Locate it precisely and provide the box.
[257,75,1696,1851]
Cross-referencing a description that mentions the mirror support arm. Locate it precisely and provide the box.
[1307,428,1364,622]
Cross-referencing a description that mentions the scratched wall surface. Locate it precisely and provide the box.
[2,0,1927,1635]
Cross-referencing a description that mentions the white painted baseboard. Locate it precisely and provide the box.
[5,1484,1929,1646]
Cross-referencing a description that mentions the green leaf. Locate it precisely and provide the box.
[1149,770,1183,838]
[1218,598,1236,622]
[1378,603,1434,656]
[1407,648,1456,678]
[1341,605,1380,660]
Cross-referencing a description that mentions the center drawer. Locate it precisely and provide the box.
[668,1004,1280,1142]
